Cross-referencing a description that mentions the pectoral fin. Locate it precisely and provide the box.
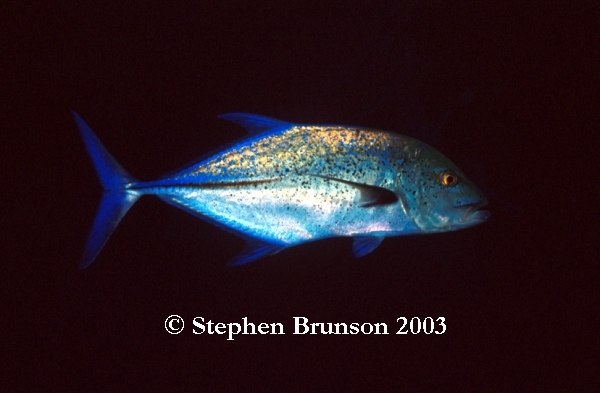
[312,175,398,207]
[352,236,385,257]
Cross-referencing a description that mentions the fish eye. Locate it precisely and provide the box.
[440,170,459,187]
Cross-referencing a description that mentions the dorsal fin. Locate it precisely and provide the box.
[218,113,291,134]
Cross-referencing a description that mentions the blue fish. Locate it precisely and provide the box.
[74,112,490,269]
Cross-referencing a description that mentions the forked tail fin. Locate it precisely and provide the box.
[73,112,141,269]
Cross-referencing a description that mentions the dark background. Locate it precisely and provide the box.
[3,1,597,391]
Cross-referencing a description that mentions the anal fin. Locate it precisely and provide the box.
[352,236,385,257]
[228,238,287,266]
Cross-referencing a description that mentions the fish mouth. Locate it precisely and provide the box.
[461,199,491,225]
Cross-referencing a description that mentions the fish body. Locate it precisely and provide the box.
[74,112,489,268]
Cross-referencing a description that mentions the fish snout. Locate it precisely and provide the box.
[461,198,491,225]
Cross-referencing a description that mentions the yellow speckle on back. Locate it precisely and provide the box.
[188,125,413,182]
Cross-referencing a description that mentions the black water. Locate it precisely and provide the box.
[4,2,595,391]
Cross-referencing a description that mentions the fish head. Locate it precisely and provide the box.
[397,142,490,233]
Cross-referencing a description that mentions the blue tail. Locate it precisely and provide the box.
[73,112,141,269]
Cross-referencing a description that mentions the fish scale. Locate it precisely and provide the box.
[183,126,407,183]
[74,112,489,269]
